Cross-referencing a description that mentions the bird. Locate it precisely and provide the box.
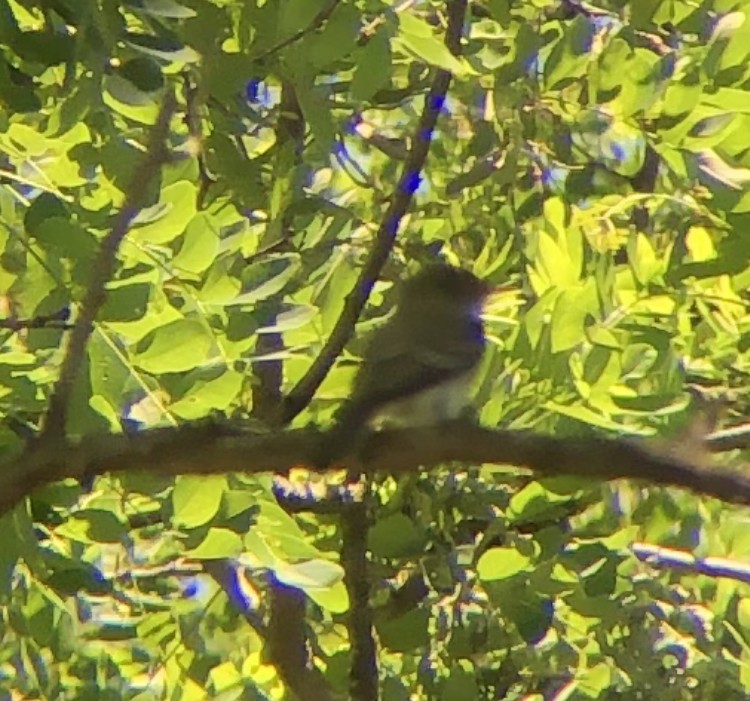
[324,264,490,460]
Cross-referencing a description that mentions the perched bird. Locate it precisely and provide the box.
[326,264,490,459]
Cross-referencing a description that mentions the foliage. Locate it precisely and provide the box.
[1,0,750,699]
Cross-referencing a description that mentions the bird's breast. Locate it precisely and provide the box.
[370,371,476,428]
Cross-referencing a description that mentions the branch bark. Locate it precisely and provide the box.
[2,421,748,518]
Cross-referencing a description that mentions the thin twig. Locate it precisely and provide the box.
[0,308,72,331]
[182,72,215,208]
[280,0,470,424]
[633,542,750,585]
[38,92,177,446]
[254,0,340,62]
[706,422,750,452]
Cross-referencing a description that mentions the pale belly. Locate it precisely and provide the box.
[369,372,475,428]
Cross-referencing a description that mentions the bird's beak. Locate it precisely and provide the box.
[482,282,523,319]
[484,281,518,304]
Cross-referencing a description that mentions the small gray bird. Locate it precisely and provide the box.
[326,264,490,458]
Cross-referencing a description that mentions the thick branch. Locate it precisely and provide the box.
[2,421,749,517]
[280,0,470,424]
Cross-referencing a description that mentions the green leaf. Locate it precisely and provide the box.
[103,75,163,123]
[508,480,583,523]
[274,559,344,590]
[305,3,360,69]
[579,662,613,696]
[369,513,426,558]
[506,591,554,645]
[12,30,73,66]
[137,610,174,647]
[230,254,301,306]
[586,326,621,350]
[394,14,475,76]
[296,83,336,157]
[544,15,596,89]
[628,232,663,284]
[662,68,702,117]
[55,509,128,544]
[24,193,68,234]
[20,585,55,646]
[131,181,197,244]
[188,527,244,559]
[306,581,349,613]
[126,0,197,19]
[208,661,242,695]
[135,319,213,374]
[221,489,258,522]
[100,280,151,323]
[441,662,478,701]
[124,32,200,65]
[376,608,430,652]
[172,475,227,528]
[476,546,533,581]
[256,305,317,333]
[582,558,617,597]
[531,223,582,292]
[117,57,165,95]
[545,401,636,432]
[351,29,392,102]
[250,499,324,562]
[551,284,594,353]
[31,217,97,265]
[277,0,330,38]
[169,369,243,420]
[173,213,220,274]
[0,58,41,112]
[737,597,750,631]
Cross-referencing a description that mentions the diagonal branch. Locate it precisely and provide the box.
[38,92,177,446]
[204,560,337,701]
[280,0,470,425]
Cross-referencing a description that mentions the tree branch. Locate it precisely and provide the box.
[204,560,337,701]
[341,492,378,701]
[2,421,749,518]
[632,542,750,586]
[254,0,340,62]
[38,92,177,446]
[268,579,338,701]
[280,0,470,424]
[705,421,750,452]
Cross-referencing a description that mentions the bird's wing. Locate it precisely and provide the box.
[327,317,483,457]
[347,320,482,411]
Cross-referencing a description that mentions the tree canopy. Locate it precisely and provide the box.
[2,0,750,699]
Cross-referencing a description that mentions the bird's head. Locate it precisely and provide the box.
[398,264,490,315]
